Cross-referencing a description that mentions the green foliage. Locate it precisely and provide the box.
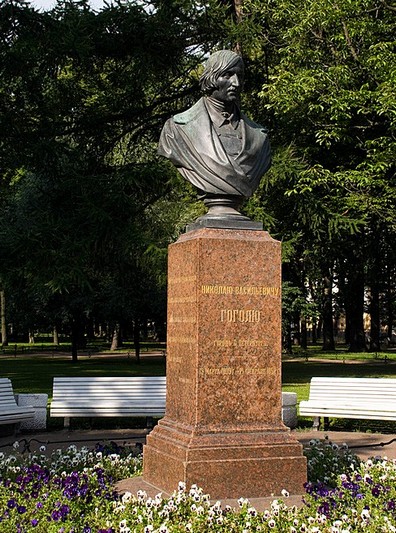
[0,0,231,345]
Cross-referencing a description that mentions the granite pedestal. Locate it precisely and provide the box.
[143,228,306,499]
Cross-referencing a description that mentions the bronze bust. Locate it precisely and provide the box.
[158,50,271,229]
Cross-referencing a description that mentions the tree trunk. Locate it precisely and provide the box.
[301,316,308,349]
[71,316,80,362]
[385,261,394,343]
[322,270,335,351]
[346,273,366,352]
[53,326,59,346]
[134,320,141,363]
[369,283,381,351]
[110,323,121,351]
[0,289,8,347]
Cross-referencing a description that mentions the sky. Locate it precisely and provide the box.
[31,0,107,10]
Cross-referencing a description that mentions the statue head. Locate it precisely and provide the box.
[199,50,244,100]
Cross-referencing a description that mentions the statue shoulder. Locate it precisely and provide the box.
[241,113,268,135]
[173,98,206,125]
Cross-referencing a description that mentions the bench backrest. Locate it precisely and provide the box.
[52,376,166,401]
[0,378,18,407]
[308,377,396,402]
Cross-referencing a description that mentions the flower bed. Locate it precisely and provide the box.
[1,438,396,532]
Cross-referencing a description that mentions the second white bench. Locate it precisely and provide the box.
[299,377,396,429]
[50,376,167,428]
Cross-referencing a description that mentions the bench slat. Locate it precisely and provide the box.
[50,377,167,426]
[299,377,396,425]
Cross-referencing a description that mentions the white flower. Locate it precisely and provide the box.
[178,481,186,491]
[137,490,147,501]
[122,491,132,504]
[268,519,276,528]
[238,497,249,507]
[159,525,169,533]
[281,488,290,498]
[39,445,46,452]
[13,441,19,449]
[361,509,370,519]
[144,526,154,533]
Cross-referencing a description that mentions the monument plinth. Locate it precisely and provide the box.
[143,228,306,499]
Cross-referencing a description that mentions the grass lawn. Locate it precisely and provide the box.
[2,346,396,432]
[0,353,166,395]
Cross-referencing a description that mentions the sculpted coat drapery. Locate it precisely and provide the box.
[158,97,271,199]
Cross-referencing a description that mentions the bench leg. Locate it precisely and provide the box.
[323,417,330,431]
[64,417,71,429]
[312,416,320,430]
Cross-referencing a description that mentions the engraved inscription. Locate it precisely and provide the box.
[167,356,182,363]
[168,297,196,303]
[178,377,192,384]
[199,367,269,377]
[169,315,196,323]
[220,309,261,323]
[201,285,280,296]
[167,336,195,344]
[213,339,268,348]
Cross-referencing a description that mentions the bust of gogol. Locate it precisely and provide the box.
[158,50,271,229]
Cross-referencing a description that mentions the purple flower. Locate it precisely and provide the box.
[31,518,39,526]
[51,510,61,521]
[7,499,16,509]
[387,500,396,511]
[17,506,27,514]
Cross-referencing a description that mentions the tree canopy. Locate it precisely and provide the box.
[0,0,395,354]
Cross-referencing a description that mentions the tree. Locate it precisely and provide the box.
[0,0,227,357]
[240,0,396,350]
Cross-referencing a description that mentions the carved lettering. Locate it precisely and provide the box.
[199,367,269,377]
[168,356,182,363]
[169,315,196,323]
[201,285,280,296]
[167,336,195,344]
[168,297,196,303]
[213,339,268,348]
[201,285,234,294]
[178,377,192,384]
[220,309,261,323]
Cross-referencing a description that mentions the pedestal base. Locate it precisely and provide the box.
[143,228,307,499]
[144,421,306,499]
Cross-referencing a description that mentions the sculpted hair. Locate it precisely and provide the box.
[199,50,244,94]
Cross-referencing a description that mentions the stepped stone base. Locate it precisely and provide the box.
[143,228,306,498]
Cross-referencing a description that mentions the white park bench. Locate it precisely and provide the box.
[299,377,396,429]
[50,376,167,428]
[51,376,298,429]
[0,378,35,430]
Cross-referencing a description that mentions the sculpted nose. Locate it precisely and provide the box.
[230,73,241,87]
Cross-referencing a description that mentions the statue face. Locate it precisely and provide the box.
[210,62,244,104]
